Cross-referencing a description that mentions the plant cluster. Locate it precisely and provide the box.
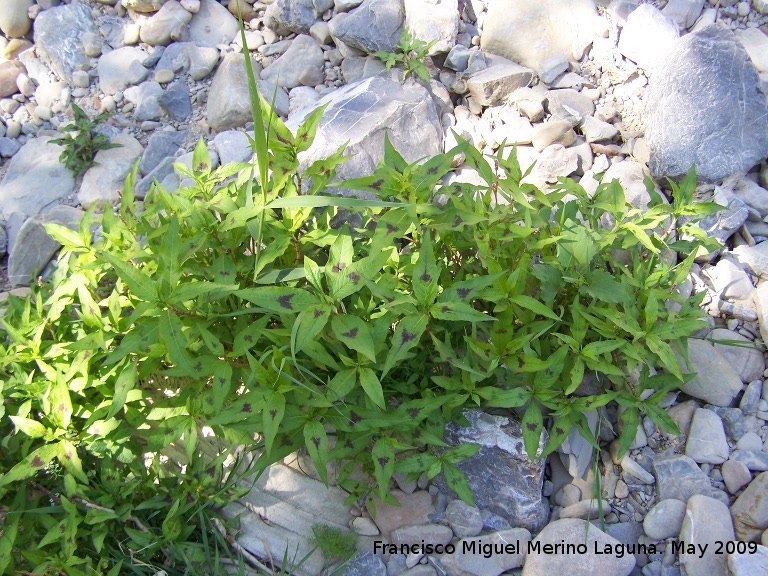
[50,103,122,177]
[0,22,721,574]
[374,28,437,82]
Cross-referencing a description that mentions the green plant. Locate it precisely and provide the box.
[50,103,122,177]
[374,28,437,82]
[309,524,356,562]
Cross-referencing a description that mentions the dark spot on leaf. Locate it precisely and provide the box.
[407,408,419,418]
[276,134,291,145]
[220,270,230,277]
[377,456,389,467]
[65,451,72,461]
[453,216,463,227]
[386,223,398,235]
[526,422,537,431]
[517,358,524,368]
[197,162,208,172]
[401,329,417,345]
[281,436,292,447]
[311,437,321,448]
[269,409,277,419]
[218,377,226,384]
[442,306,449,313]
[301,132,308,142]
[585,401,592,407]
[344,440,354,449]
[194,362,202,372]
[242,403,252,413]
[60,525,66,533]
[349,411,362,425]
[420,273,431,282]
[555,427,565,436]
[456,288,471,299]
[31,456,44,467]
[332,262,346,273]
[244,335,253,342]
[314,309,325,318]
[497,328,507,334]
[371,179,384,191]
[427,166,439,174]
[277,294,295,310]
[341,327,359,339]
[348,272,360,284]
[206,467,216,477]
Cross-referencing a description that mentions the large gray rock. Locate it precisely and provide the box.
[403,0,458,55]
[34,3,96,85]
[139,0,193,46]
[286,74,443,197]
[158,80,192,121]
[678,338,744,406]
[207,53,262,132]
[8,206,84,287]
[662,0,706,30]
[652,455,727,504]
[260,34,325,89]
[731,471,768,541]
[522,519,635,576]
[78,134,144,210]
[481,0,604,74]
[453,529,530,576]
[618,4,679,70]
[328,0,405,54]
[465,55,534,107]
[728,545,768,576]
[432,409,549,533]
[0,137,75,252]
[684,408,729,464]
[155,42,220,81]
[188,0,238,46]
[708,328,765,383]
[98,47,150,95]
[679,495,735,576]
[264,0,319,35]
[643,498,687,540]
[139,130,187,176]
[124,81,164,121]
[342,552,386,576]
[645,25,768,183]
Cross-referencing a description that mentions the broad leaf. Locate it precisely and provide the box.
[331,315,377,363]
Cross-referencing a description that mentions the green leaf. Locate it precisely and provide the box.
[332,315,377,363]
[159,309,197,376]
[559,219,599,267]
[47,376,72,429]
[442,443,481,464]
[521,402,543,460]
[580,269,630,304]
[102,252,158,302]
[292,304,332,355]
[327,369,356,401]
[646,335,683,380]
[371,438,395,502]
[509,295,561,322]
[413,230,440,306]
[582,340,624,359]
[8,416,46,438]
[542,413,575,457]
[565,358,586,395]
[644,402,680,436]
[442,462,475,506]
[358,367,385,409]
[381,314,428,378]
[263,391,285,456]
[615,407,640,459]
[171,282,239,304]
[107,362,136,419]
[43,222,86,249]
[192,138,212,173]
[303,421,329,484]
[57,439,88,484]
[237,286,320,314]
[0,443,59,488]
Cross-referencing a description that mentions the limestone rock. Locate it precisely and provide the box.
[662,0,706,30]
[708,328,764,383]
[684,408,729,464]
[432,409,549,533]
[122,0,167,12]
[731,472,768,541]
[522,519,635,576]
[465,55,534,107]
[678,338,744,406]
[264,0,319,36]
[728,544,768,576]
[618,4,679,69]
[645,25,768,183]
[652,455,727,504]
[403,0,458,55]
[0,0,34,38]
[78,134,144,210]
[8,206,84,287]
[139,130,187,176]
[33,3,96,85]
[328,0,405,54]
[643,499,687,540]
[98,46,150,95]
[679,495,735,576]
[481,0,604,73]
[155,41,220,81]
[286,74,442,198]
[454,529,531,576]
[445,500,483,539]
[158,80,192,121]
[207,53,262,132]
[0,61,26,98]
[368,490,434,539]
[139,0,193,46]
[188,0,239,46]
[261,34,325,89]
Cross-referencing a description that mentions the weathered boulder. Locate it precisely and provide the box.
[432,409,550,533]
[260,34,325,89]
[78,134,144,210]
[33,3,96,85]
[645,25,768,183]
[286,74,443,198]
[403,0,458,55]
[328,0,404,54]
[264,0,319,36]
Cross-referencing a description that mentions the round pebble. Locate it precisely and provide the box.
[738,1,751,16]
[5,120,21,139]
[643,499,686,540]
[124,24,140,45]
[72,70,90,88]
[33,105,52,122]
[154,69,175,84]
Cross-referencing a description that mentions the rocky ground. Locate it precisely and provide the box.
[3,0,768,575]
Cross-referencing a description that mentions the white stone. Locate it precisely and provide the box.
[644,499,687,540]
[736,27,768,73]
[618,4,679,70]
[78,134,144,210]
[98,46,150,95]
[685,408,729,464]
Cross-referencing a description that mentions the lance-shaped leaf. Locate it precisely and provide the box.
[327,369,356,401]
[237,286,320,314]
[370,209,413,255]
[0,443,59,488]
[372,438,395,502]
[542,413,576,458]
[430,301,493,323]
[47,376,72,429]
[509,295,561,322]
[580,269,630,304]
[303,421,329,484]
[159,309,197,376]
[442,462,475,506]
[8,416,46,438]
[292,304,332,355]
[358,367,385,409]
[413,230,440,306]
[332,315,376,362]
[521,401,543,460]
[263,391,285,456]
[57,439,88,484]
[102,253,158,302]
[107,362,136,419]
[381,314,428,378]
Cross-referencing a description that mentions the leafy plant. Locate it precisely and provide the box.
[50,103,122,177]
[0,15,722,573]
[374,28,437,82]
[309,524,356,562]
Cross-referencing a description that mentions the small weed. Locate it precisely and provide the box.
[374,28,437,82]
[310,524,357,562]
[50,102,122,176]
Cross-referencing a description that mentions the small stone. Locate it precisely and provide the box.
[643,499,686,540]
[391,524,452,547]
[731,450,768,471]
[685,408,729,464]
[124,24,141,45]
[731,471,768,541]
[722,459,753,494]
[82,32,103,58]
[531,119,577,152]
[33,105,52,122]
[351,516,379,537]
[445,500,483,538]
[614,479,629,499]
[181,0,200,12]
[679,495,735,576]
[154,69,175,84]
[72,70,90,88]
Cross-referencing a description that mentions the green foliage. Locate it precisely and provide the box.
[309,524,356,562]
[50,103,122,177]
[0,20,721,572]
[374,28,437,82]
